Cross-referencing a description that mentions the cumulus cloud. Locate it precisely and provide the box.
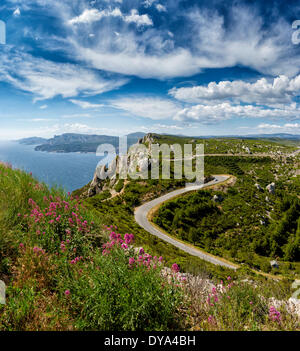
[170,75,300,105]
[69,8,122,25]
[109,96,181,120]
[124,9,153,26]
[69,8,153,27]
[0,48,128,101]
[174,103,300,124]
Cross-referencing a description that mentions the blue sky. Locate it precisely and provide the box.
[0,0,300,139]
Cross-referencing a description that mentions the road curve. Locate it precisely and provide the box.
[134,175,237,270]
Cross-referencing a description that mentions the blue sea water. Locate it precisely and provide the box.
[0,141,102,192]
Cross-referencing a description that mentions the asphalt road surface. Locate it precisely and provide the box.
[134,175,237,270]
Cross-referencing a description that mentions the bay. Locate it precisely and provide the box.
[0,141,102,192]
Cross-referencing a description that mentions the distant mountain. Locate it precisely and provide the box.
[181,133,300,140]
[243,133,300,140]
[18,137,48,145]
[18,133,146,153]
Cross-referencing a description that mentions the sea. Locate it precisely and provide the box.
[0,141,103,193]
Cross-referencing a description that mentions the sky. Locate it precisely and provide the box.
[0,0,300,140]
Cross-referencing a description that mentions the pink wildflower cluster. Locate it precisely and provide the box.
[101,229,164,272]
[102,231,134,255]
[129,251,162,270]
[161,264,186,288]
[206,278,235,307]
[33,246,46,255]
[70,256,83,265]
[171,263,180,273]
[25,195,95,254]
[269,306,281,323]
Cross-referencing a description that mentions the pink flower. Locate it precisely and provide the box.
[129,257,135,266]
[65,290,70,296]
[269,306,281,322]
[227,276,231,281]
[208,315,214,324]
[124,233,134,244]
[172,263,180,273]
[139,248,145,255]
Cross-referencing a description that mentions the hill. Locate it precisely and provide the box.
[80,133,300,278]
[18,133,146,153]
[18,137,48,145]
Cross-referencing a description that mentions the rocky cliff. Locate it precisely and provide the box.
[86,134,155,197]
[85,133,210,198]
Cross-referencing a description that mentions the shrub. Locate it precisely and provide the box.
[60,231,183,331]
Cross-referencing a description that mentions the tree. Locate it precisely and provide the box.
[188,227,199,245]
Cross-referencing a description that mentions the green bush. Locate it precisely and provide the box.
[60,233,183,331]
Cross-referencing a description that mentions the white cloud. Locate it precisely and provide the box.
[6,1,300,80]
[53,123,130,135]
[17,118,57,122]
[174,103,300,124]
[13,7,21,16]
[61,113,92,119]
[185,7,300,78]
[0,49,128,101]
[77,46,198,79]
[143,0,157,8]
[152,123,183,130]
[69,8,152,27]
[39,104,48,109]
[156,4,167,12]
[64,4,300,80]
[109,97,181,120]
[124,9,153,27]
[69,99,104,109]
[69,8,122,25]
[170,75,300,105]
[255,123,300,133]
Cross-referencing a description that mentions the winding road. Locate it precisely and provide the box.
[134,175,238,270]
